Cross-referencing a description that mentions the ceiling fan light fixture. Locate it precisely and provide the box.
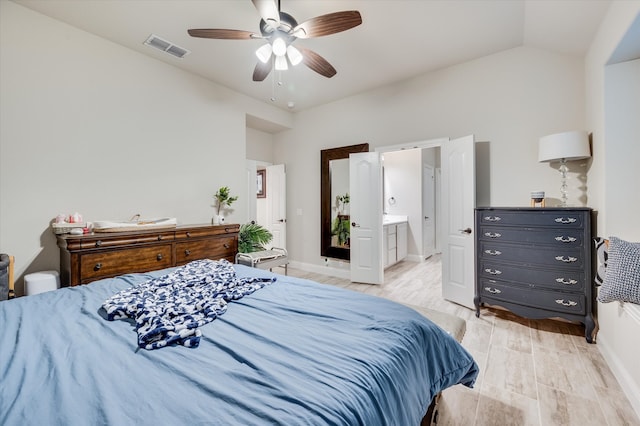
[275,55,288,70]
[286,45,303,66]
[255,43,272,63]
[272,37,287,56]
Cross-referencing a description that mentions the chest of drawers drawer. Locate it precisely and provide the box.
[478,259,585,291]
[80,244,173,283]
[478,225,584,246]
[175,236,236,265]
[478,278,586,315]
[478,241,586,269]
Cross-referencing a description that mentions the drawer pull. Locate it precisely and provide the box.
[483,216,502,222]
[555,299,578,307]
[556,278,578,285]
[94,263,102,271]
[223,243,230,249]
[157,254,163,261]
[157,235,163,241]
[554,217,577,224]
[555,256,577,263]
[555,236,577,243]
[95,240,102,247]
[484,268,502,275]
[484,249,502,256]
[484,232,501,238]
[184,249,191,256]
[484,287,502,294]
[186,232,191,238]
[225,227,231,233]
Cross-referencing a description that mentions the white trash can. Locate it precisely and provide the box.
[24,270,60,296]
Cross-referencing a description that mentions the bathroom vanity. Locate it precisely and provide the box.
[383,216,408,268]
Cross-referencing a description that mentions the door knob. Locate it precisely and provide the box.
[459,228,472,234]
[351,222,361,227]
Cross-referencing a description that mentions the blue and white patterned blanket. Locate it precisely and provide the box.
[102,259,275,350]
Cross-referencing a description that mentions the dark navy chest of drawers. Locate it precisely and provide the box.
[474,207,596,343]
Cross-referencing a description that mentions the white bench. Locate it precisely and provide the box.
[236,247,289,275]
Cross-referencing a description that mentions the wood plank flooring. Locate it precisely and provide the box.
[275,255,640,426]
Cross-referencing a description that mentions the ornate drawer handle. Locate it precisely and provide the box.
[156,254,163,261]
[555,299,578,307]
[157,235,163,241]
[555,236,577,243]
[554,217,577,224]
[223,243,230,249]
[484,249,502,256]
[556,278,578,285]
[484,268,502,275]
[484,287,501,294]
[484,232,502,238]
[184,249,191,256]
[225,227,231,233]
[95,240,102,247]
[186,232,191,238]
[94,263,102,271]
[555,256,577,263]
[483,216,502,222]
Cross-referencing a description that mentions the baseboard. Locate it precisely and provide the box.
[597,304,640,419]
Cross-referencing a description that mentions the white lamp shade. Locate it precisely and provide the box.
[272,38,287,57]
[275,55,288,70]
[255,44,272,63]
[286,45,303,66]
[538,130,591,163]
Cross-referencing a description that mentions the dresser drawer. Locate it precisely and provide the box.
[175,236,236,264]
[478,210,586,228]
[175,225,239,240]
[479,279,586,315]
[79,232,175,249]
[479,260,585,291]
[80,244,173,282]
[478,225,584,247]
[479,241,585,269]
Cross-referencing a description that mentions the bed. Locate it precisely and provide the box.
[0,260,478,425]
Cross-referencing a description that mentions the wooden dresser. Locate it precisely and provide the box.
[474,208,596,342]
[57,224,239,286]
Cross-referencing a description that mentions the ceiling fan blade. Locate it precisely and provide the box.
[253,57,274,82]
[299,48,337,78]
[291,11,362,39]
[188,29,258,40]
[252,0,280,28]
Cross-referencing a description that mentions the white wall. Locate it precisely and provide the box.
[383,149,421,256]
[0,2,288,293]
[585,1,640,417]
[246,127,274,164]
[275,46,585,270]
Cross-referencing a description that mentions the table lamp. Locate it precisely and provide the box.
[538,130,591,207]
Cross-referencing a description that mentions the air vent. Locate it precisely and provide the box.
[144,34,190,59]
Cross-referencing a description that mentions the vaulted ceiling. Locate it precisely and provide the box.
[14,0,611,112]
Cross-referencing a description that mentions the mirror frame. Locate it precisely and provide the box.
[321,143,369,260]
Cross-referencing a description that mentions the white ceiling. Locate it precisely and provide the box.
[14,0,611,112]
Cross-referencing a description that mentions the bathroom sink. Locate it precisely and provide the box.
[383,215,408,225]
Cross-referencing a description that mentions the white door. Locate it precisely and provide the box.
[441,135,476,308]
[246,160,258,224]
[350,152,383,284]
[267,164,286,249]
[422,164,436,259]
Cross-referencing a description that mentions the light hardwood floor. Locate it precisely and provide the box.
[275,255,640,426]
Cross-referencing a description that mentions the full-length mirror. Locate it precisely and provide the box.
[321,143,369,260]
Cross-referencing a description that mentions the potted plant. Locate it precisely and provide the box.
[238,222,273,253]
[213,186,238,225]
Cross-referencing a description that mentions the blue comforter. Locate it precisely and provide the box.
[0,265,478,425]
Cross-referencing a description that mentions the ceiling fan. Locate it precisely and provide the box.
[188,0,362,81]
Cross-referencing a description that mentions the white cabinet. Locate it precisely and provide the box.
[383,221,408,268]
